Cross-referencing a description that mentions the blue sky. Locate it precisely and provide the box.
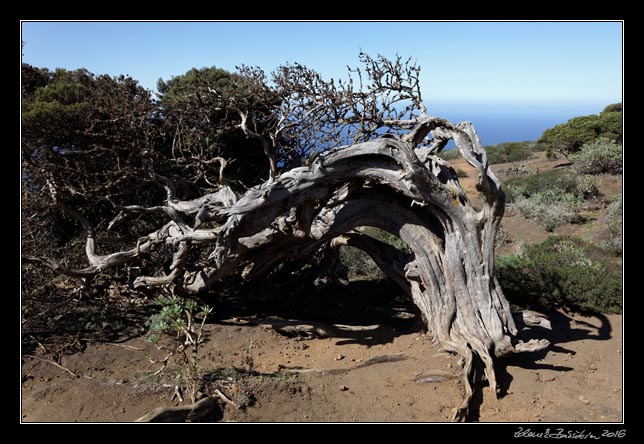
[21,21,622,108]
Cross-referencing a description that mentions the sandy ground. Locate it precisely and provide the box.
[21,309,622,423]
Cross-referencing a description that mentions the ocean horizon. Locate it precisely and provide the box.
[428,101,617,147]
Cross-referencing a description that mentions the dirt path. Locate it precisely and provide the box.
[21,311,622,423]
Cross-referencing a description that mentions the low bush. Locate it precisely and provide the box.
[515,193,582,232]
[504,169,580,203]
[437,149,459,160]
[338,246,382,279]
[603,194,623,256]
[504,169,600,231]
[569,138,622,175]
[496,236,622,314]
[485,141,545,165]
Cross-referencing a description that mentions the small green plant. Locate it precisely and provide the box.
[146,293,213,403]
[243,339,255,374]
[455,168,468,178]
[496,236,622,314]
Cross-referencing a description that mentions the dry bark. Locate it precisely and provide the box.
[27,117,549,421]
[135,396,222,423]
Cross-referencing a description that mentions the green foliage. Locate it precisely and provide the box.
[146,293,213,402]
[147,294,212,339]
[21,64,168,318]
[504,169,588,203]
[569,138,623,175]
[602,103,622,113]
[157,66,271,187]
[484,141,544,164]
[335,227,410,279]
[597,104,623,143]
[539,103,622,157]
[437,149,459,160]
[603,194,623,256]
[338,246,382,279]
[515,193,582,232]
[496,236,622,314]
[505,169,600,231]
[438,142,544,164]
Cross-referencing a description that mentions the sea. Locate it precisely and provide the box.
[427,101,615,147]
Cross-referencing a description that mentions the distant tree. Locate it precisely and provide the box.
[597,103,623,144]
[21,64,163,286]
[157,67,269,188]
[539,115,601,156]
[156,54,429,182]
[539,102,622,157]
[602,102,622,113]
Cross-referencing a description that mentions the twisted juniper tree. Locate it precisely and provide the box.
[23,54,548,420]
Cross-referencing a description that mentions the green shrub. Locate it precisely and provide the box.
[569,138,623,175]
[515,193,582,232]
[504,169,600,230]
[539,103,622,157]
[485,141,544,164]
[504,169,580,203]
[603,194,623,255]
[575,174,601,199]
[336,227,410,279]
[496,236,622,314]
[437,149,459,160]
[338,246,382,279]
[437,142,544,164]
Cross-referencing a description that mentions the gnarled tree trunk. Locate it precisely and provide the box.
[26,117,548,420]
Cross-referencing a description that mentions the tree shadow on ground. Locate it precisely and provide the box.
[22,287,155,356]
[466,310,613,422]
[212,278,424,347]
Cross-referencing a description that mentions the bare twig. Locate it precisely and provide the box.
[24,354,79,378]
[213,388,239,409]
[106,342,143,351]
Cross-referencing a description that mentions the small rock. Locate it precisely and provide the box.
[579,395,590,405]
[339,385,349,391]
[446,363,453,368]
[335,354,345,361]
